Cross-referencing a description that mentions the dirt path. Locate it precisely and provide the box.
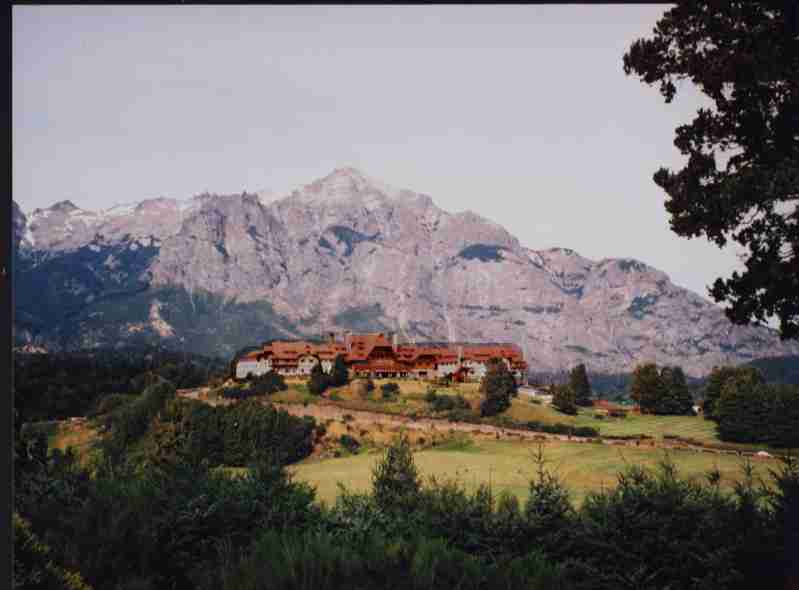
[176,388,776,460]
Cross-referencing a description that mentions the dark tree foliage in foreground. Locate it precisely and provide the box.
[624,1,799,339]
[568,364,592,407]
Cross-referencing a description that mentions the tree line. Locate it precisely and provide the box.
[14,422,799,590]
[14,349,228,422]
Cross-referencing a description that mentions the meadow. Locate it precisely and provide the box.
[290,438,777,506]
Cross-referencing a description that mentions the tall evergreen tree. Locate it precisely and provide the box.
[329,354,349,387]
[716,378,770,443]
[479,359,515,417]
[308,362,328,396]
[371,434,421,512]
[630,363,664,414]
[658,366,694,415]
[569,364,592,407]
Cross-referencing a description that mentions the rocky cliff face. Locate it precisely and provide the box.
[13,167,799,374]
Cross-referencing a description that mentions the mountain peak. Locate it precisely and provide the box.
[51,200,80,213]
[301,167,401,202]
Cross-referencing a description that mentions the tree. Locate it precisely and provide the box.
[307,362,328,396]
[479,359,515,417]
[372,434,421,512]
[329,354,349,387]
[569,364,592,407]
[630,363,665,414]
[623,2,799,339]
[704,366,764,420]
[767,384,799,448]
[658,366,695,415]
[551,384,577,415]
[716,377,770,443]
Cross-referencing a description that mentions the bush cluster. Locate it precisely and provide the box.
[148,398,317,468]
[425,389,469,412]
[223,370,288,400]
[380,382,400,401]
[521,421,599,438]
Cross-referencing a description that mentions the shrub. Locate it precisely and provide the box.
[551,384,577,415]
[426,390,470,413]
[381,382,400,401]
[340,434,361,453]
[148,398,316,468]
[249,370,287,395]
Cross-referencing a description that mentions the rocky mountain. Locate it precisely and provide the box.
[12,167,799,375]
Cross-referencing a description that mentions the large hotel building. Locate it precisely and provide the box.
[236,332,527,383]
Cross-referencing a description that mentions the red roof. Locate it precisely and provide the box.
[243,334,527,373]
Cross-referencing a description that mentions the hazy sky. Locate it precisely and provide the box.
[13,5,744,300]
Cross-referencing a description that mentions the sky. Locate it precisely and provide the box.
[13,5,745,301]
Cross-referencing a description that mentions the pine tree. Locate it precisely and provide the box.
[308,362,328,396]
[372,434,421,512]
[329,354,349,387]
[716,377,769,443]
[569,364,592,407]
[657,366,694,415]
[630,363,664,414]
[479,359,515,417]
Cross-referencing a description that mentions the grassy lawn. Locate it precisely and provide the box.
[505,398,722,444]
[291,439,777,507]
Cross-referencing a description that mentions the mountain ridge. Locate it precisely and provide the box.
[13,167,799,375]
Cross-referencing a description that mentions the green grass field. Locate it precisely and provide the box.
[505,398,723,443]
[291,439,777,507]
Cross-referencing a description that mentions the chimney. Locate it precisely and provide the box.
[392,332,398,352]
[329,332,335,344]
[458,345,463,364]
[345,331,352,353]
